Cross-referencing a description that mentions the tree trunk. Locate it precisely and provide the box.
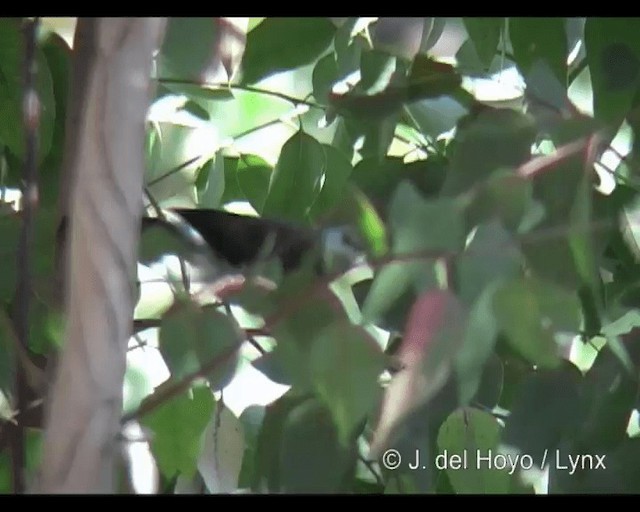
[38,17,166,493]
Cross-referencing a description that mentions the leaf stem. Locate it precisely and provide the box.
[157,77,325,110]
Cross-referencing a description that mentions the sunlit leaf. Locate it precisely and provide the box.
[196,152,225,209]
[308,145,352,220]
[263,131,325,221]
[241,18,336,85]
[142,386,215,479]
[159,304,240,390]
[406,96,467,139]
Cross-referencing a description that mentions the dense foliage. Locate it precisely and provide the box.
[1,17,640,494]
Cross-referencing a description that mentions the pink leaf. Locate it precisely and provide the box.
[369,289,465,458]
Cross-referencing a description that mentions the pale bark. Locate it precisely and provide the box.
[39,18,166,493]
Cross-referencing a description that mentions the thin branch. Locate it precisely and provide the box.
[232,116,283,141]
[146,155,202,187]
[11,16,40,495]
[223,300,267,356]
[132,316,270,353]
[157,78,324,110]
[517,137,590,179]
[261,214,618,334]
[143,187,192,295]
[121,344,239,423]
[595,160,640,194]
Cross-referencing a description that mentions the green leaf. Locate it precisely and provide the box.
[362,181,465,322]
[406,96,468,139]
[159,304,240,390]
[406,56,463,101]
[524,60,571,126]
[457,221,522,305]
[509,17,568,84]
[359,50,397,95]
[523,143,598,290]
[463,18,504,69]
[157,18,218,81]
[329,58,461,122]
[237,405,266,488]
[235,154,272,213]
[351,187,389,258]
[206,89,292,149]
[270,286,346,389]
[493,278,581,368]
[252,393,306,491]
[196,152,225,209]
[333,19,363,78]
[279,399,356,493]
[569,175,603,325]
[362,261,428,324]
[312,53,339,104]
[142,386,215,479]
[40,32,71,208]
[455,284,502,404]
[467,171,539,234]
[308,145,352,220]
[263,131,325,221]
[310,321,385,444]
[145,123,202,201]
[443,108,536,196]
[29,295,64,354]
[502,365,585,466]
[389,181,465,254]
[0,19,55,164]
[350,156,448,216]
[241,17,336,85]
[585,18,640,123]
[437,407,510,493]
[220,154,272,213]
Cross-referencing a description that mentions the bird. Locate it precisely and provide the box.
[138,207,366,289]
[142,208,319,274]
